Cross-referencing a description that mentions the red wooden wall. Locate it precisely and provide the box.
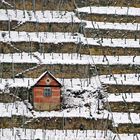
[32,73,61,111]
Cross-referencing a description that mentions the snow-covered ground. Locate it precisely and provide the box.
[0,74,104,118]
[0,101,32,117]
[0,100,107,119]
[0,76,101,90]
[108,93,140,102]
[0,127,139,140]
[0,74,140,91]
[85,21,140,31]
[0,31,80,44]
[1,53,140,65]
[112,112,140,125]
[100,74,140,85]
[0,9,81,23]
[0,31,140,48]
[84,38,140,48]
[0,99,140,125]
[0,76,103,118]
[76,6,140,16]
[0,128,113,140]
[0,75,140,122]
[0,1,140,138]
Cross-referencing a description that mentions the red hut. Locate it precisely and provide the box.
[31,71,62,111]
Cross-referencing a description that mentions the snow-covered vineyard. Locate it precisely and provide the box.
[0,0,140,140]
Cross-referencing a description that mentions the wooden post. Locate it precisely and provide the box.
[32,0,36,14]
[8,16,11,38]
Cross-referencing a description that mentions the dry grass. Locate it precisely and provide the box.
[1,63,90,79]
[105,102,140,113]
[116,123,140,133]
[95,64,140,75]
[0,21,80,32]
[76,0,140,8]
[2,62,140,79]
[89,46,140,56]
[0,116,112,130]
[1,41,140,56]
[1,0,140,11]
[85,29,140,39]
[106,84,140,93]
[0,0,76,11]
[80,14,140,23]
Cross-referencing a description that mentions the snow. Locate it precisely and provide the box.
[0,2,140,139]
[0,100,107,119]
[0,87,107,119]
[0,78,34,90]
[1,74,140,91]
[1,128,140,140]
[0,128,112,140]
[1,53,140,65]
[0,101,32,117]
[108,93,140,103]
[0,76,101,90]
[0,31,80,44]
[0,31,140,48]
[0,75,104,118]
[1,0,13,7]
[85,21,140,31]
[84,37,140,48]
[0,76,105,119]
[0,9,81,23]
[100,74,140,85]
[114,133,140,140]
[0,128,139,140]
[76,6,140,16]
[0,76,102,118]
[0,99,140,125]
[112,112,140,124]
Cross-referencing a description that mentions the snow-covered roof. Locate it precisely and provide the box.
[31,71,62,88]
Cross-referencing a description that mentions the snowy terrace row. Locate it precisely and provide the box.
[0,128,112,140]
[108,93,140,103]
[0,31,140,48]
[1,53,140,65]
[101,74,140,85]
[0,100,139,126]
[1,7,139,21]
[76,6,140,16]
[0,9,140,31]
[0,74,140,90]
[0,9,80,23]
[0,128,137,140]
[0,95,103,118]
[1,7,140,22]
[85,21,140,31]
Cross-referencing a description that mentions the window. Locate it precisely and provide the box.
[45,78,51,85]
[44,87,52,96]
